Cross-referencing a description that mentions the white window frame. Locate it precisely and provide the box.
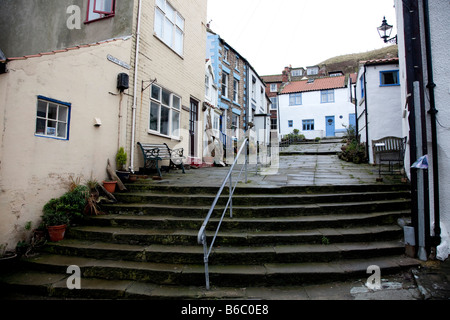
[149,84,181,139]
[233,79,239,103]
[270,84,277,92]
[221,72,229,99]
[205,75,210,99]
[154,0,185,56]
[35,96,70,140]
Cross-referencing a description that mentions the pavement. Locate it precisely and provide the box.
[141,139,450,300]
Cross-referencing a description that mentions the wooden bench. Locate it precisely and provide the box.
[372,136,407,177]
[137,142,185,177]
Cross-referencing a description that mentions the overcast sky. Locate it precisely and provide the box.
[207,0,398,76]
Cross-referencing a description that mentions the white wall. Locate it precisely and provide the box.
[356,63,403,163]
[279,87,355,139]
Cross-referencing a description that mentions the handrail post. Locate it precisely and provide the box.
[201,232,210,290]
[229,174,233,219]
[245,139,248,183]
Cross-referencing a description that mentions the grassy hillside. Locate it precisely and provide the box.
[318,45,398,75]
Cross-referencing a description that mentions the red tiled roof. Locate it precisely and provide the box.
[2,37,129,62]
[261,74,283,83]
[281,75,346,95]
[361,57,399,66]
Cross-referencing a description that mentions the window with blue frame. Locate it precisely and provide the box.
[380,70,400,86]
[288,120,294,128]
[302,119,314,131]
[321,89,335,103]
[35,96,71,140]
[289,93,302,106]
[360,76,365,98]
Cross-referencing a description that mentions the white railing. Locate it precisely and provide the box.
[197,138,248,290]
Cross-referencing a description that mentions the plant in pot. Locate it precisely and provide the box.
[41,185,88,242]
[115,147,130,182]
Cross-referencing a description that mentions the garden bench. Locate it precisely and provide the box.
[137,142,185,177]
[372,136,407,177]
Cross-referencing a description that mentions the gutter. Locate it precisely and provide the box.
[423,0,441,246]
[129,0,143,173]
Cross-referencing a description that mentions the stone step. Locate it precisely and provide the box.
[123,183,411,195]
[68,224,403,246]
[2,254,420,296]
[114,190,411,206]
[101,199,411,218]
[42,239,406,265]
[88,210,408,231]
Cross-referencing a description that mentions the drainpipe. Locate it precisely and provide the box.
[129,0,143,173]
[363,65,369,158]
[423,0,441,246]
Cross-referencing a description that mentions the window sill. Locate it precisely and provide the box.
[84,14,115,24]
[147,130,181,142]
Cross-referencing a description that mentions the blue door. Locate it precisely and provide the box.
[326,116,335,137]
[349,113,356,129]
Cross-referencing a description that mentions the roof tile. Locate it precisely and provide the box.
[281,76,346,94]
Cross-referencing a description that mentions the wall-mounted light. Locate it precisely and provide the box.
[94,118,102,127]
[377,16,398,44]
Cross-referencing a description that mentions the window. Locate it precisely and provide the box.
[380,70,400,86]
[288,120,293,128]
[270,97,278,109]
[252,77,256,101]
[231,113,239,139]
[35,96,70,140]
[224,48,229,63]
[289,93,302,106]
[360,76,365,98]
[321,89,335,103]
[233,79,239,103]
[235,56,239,70]
[270,118,277,130]
[150,84,181,137]
[154,0,185,56]
[302,120,314,131]
[307,67,319,76]
[221,72,229,98]
[86,0,115,22]
[205,75,210,98]
[270,84,278,92]
[291,69,302,77]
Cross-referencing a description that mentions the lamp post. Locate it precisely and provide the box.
[377,16,397,44]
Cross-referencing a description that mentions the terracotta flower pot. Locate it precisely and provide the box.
[103,181,117,193]
[47,225,67,242]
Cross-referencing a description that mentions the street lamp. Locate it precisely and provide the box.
[377,16,397,44]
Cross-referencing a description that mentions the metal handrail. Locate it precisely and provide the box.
[197,138,248,290]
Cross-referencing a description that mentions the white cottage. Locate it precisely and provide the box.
[279,76,356,139]
[356,58,402,164]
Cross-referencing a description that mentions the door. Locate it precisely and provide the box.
[349,113,356,129]
[326,116,335,137]
[189,99,198,158]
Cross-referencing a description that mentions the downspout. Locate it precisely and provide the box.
[423,0,441,246]
[129,0,143,173]
[363,65,369,158]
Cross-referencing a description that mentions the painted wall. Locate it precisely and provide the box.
[279,87,355,140]
[356,62,403,163]
[0,38,133,250]
[0,0,134,58]
[126,0,208,170]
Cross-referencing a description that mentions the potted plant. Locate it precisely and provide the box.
[41,185,88,241]
[115,147,130,182]
[0,243,18,272]
[42,199,71,242]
